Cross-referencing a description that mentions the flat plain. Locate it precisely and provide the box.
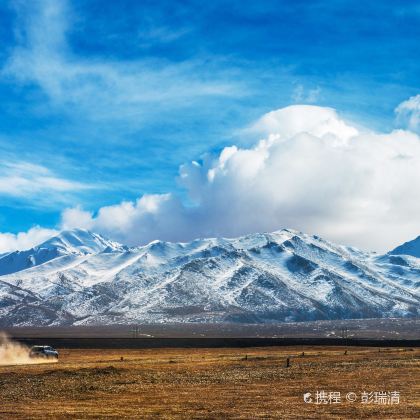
[0,346,419,419]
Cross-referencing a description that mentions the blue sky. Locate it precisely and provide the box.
[0,0,419,250]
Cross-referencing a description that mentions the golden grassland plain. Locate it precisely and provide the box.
[0,346,419,419]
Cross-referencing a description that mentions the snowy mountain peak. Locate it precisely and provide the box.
[0,228,126,276]
[389,235,420,258]
[39,229,125,255]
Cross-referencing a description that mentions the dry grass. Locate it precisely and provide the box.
[0,346,419,419]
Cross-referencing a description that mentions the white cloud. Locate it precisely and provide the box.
[60,206,94,231]
[0,226,57,254]
[61,194,189,246]
[2,0,241,121]
[395,94,420,134]
[59,104,420,252]
[250,105,359,142]
[0,160,91,205]
[291,84,321,104]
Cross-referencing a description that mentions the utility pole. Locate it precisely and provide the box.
[341,327,349,348]
[130,325,140,338]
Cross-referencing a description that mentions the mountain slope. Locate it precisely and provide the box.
[0,229,126,276]
[389,236,420,258]
[0,229,419,326]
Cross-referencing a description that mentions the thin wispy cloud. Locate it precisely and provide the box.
[3,0,243,122]
[0,160,92,206]
[291,85,321,104]
[395,94,420,134]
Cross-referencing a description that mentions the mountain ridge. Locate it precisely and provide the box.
[0,229,126,276]
[389,235,420,259]
[0,228,419,326]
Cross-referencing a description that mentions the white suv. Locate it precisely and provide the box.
[29,345,59,359]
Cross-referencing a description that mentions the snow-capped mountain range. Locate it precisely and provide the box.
[0,228,419,326]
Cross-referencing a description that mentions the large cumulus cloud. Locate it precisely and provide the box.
[59,105,420,252]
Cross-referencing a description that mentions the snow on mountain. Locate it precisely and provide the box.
[389,236,420,258]
[0,228,419,326]
[0,229,126,276]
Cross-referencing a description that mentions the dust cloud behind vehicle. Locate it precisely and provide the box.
[0,333,58,366]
